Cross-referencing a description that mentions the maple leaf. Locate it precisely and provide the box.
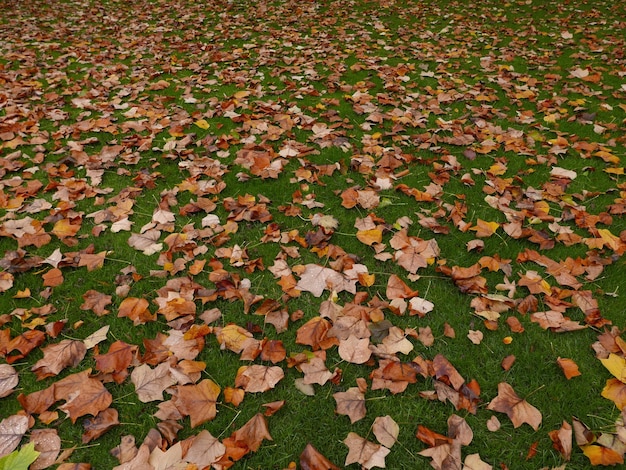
[117,297,156,325]
[301,357,334,386]
[602,379,626,410]
[343,432,390,469]
[296,264,356,297]
[487,382,542,431]
[231,413,272,452]
[31,339,87,380]
[581,444,624,466]
[131,362,177,403]
[235,365,284,393]
[333,387,366,423]
[338,335,372,364]
[173,379,221,427]
[94,341,138,384]
[80,290,113,316]
[184,430,226,467]
[41,267,63,287]
[127,229,163,255]
[54,370,113,423]
[300,443,340,470]
[296,316,339,351]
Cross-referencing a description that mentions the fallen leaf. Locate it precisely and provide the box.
[557,357,582,380]
[300,443,340,470]
[343,432,389,469]
[487,382,542,431]
[333,387,366,423]
[372,415,399,448]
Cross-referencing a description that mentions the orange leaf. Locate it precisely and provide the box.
[173,379,221,427]
[581,444,624,466]
[42,268,63,287]
[356,228,382,246]
[557,357,582,380]
[470,219,500,238]
[224,386,245,407]
[118,297,156,325]
[601,378,626,410]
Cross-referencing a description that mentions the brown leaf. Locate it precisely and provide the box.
[296,316,339,351]
[42,267,64,287]
[372,415,399,448]
[338,335,372,364]
[235,365,284,393]
[55,371,113,423]
[343,432,389,469]
[80,290,113,316]
[333,387,366,423]
[300,443,340,470]
[231,413,272,452]
[184,430,226,467]
[30,428,61,470]
[94,341,137,384]
[82,408,119,444]
[131,362,177,403]
[173,379,221,427]
[0,414,29,457]
[118,297,156,325]
[487,382,542,431]
[0,364,19,398]
[32,339,87,380]
[296,264,357,297]
[549,420,572,461]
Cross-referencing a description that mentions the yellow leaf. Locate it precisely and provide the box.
[356,228,383,246]
[597,229,622,251]
[194,119,210,130]
[14,288,31,299]
[604,167,624,175]
[600,353,626,383]
[601,378,626,410]
[581,444,624,466]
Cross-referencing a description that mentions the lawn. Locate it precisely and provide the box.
[1,0,625,468]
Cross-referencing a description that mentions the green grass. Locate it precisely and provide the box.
[1,0,626,468]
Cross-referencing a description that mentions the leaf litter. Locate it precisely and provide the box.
[0,0,626,468]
